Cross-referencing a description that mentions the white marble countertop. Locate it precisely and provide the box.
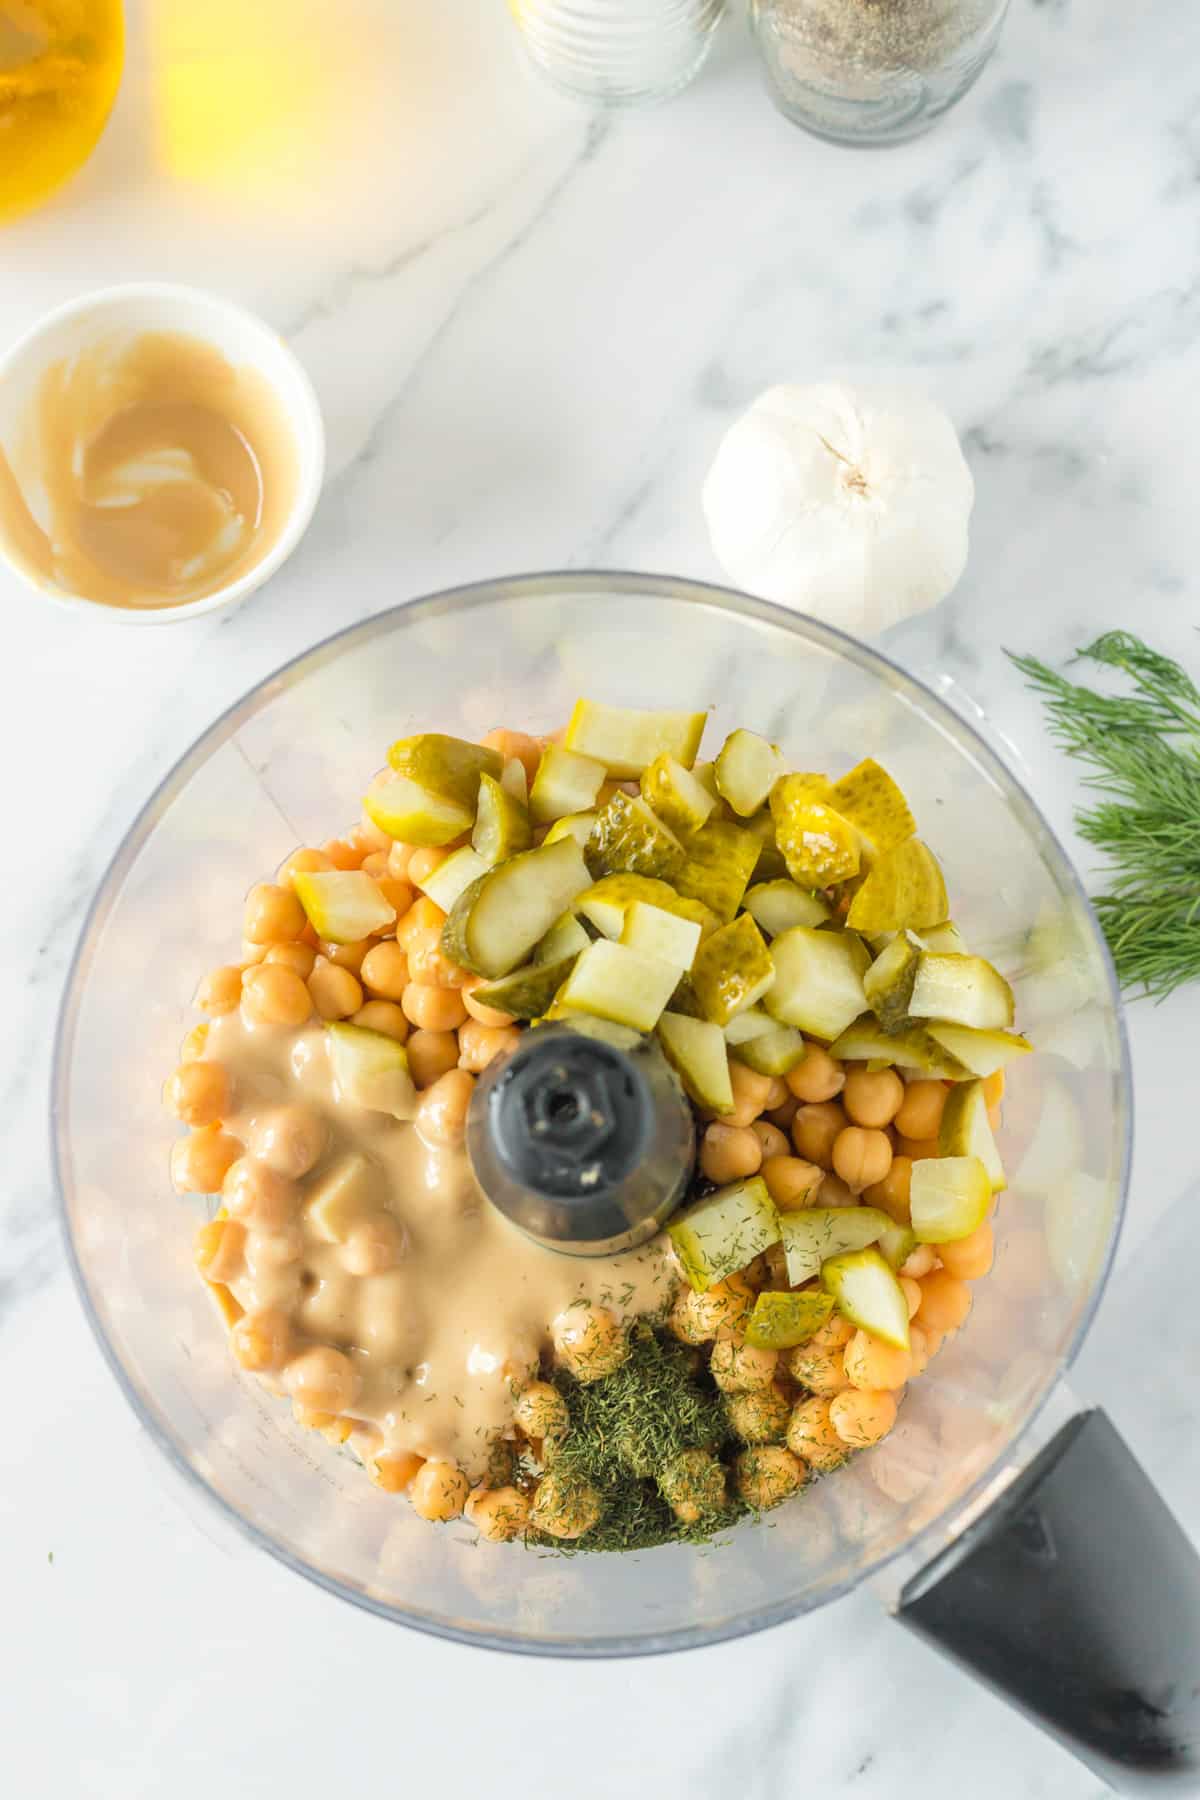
[3,1,1199,1794]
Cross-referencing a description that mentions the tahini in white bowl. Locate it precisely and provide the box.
[0,282,325,626]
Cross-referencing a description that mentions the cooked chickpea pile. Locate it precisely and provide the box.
[163,721,1011,1549]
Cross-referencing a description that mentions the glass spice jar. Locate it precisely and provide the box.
[509,0,728,107]
[749,0,1010,146]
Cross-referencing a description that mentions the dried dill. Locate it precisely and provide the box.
[524,1323,747,1553]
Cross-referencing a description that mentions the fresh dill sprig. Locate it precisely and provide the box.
[1009,631,1200,998]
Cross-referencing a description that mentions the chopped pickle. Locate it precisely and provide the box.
[471,957,580,1022]
[564,700,707,777]
[765,927,867,1042]
[534,912,592,966]
[588,791,685,881]
[827,1014,970,1079]
[529,745,607,824]
[668,973,707,1020]
[545,812,599,849]
[363,772,474,846]
[440,836,592,978]
[910,1155,991,1243]
[417,846,492,914]
[578,872,717,941]
[668,1176,781,1293]
[557,940,680,1033]
[781,1207,892,1286]
[656,1012,734,1113]
[845,839,948,934]
[620,901,702,970]
[691,914,775,1026]
[830,758,916,851]
[691,761,722,802]
[723,1004,778,1046]
[770,775,861,887]
[877,1220,917,1271]
[326,1023,416,1118]
[305,1153,374,1243]
[863,930,924,1032]
[500,757,528,804]
[919,920,967,956]
[714,729,786,817]
[939,1080,1006,1191]
[744,879,831,938]
[640,753,716,837]
[673,819,760,922]
[743,808,789,882]
[744,1289,835,1351]
[908,953,1015,1031]
[472,773,532,863]
[924,1021,1033,1077]
[731,1023,808,1077]
[292,870,397,944]
[386,733,502,806]
[821,1247,910,1351]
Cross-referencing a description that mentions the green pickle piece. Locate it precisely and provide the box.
[472,772,532,863]
[731,1023,808,1077]
[908,952,1015,1031]
[544,811,597,849]
[845,838,948,934]
[923,1021,1033,1077]
[557,939,681,1033]
[588,791,685,881]
[827,1014,970,1079]
[620,900,701,970]
[770,775,861,886]
[690,914,775,1027]
[830,758,916,851]
[471,956,580,1022]
[529,744,607,824]
[417,846,491,913]
[821,1247,910,1350]
[363,773,474,847]
[743,808,788,882]
[326,1023,416,1119]
[744,1289,835,1351]
[386,733,501,806]
[534,911,592,966]
[656,1012,734,1113]
[765,926,868,1042]
[744,879,830,938]
[714,729,786,818]
[293,870,397,943]
[780,1207,892,1285]
[668,1177,781,1293]
[910,1155,991,1244]
[578,872,717,941]
[863,930,924,1032]
[639,752,716,837]
[940,1079,1006,1191]
[564,700,707,778]
[441,836,592,978]
[673,818,760,922]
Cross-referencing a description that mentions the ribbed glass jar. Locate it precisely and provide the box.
[510,0,727,106]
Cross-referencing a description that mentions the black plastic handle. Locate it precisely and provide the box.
[898,1409,1200,1793]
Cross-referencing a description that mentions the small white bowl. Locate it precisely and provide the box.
[0,282,325,626]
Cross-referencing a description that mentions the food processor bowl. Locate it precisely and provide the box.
[54,574,1194,1784]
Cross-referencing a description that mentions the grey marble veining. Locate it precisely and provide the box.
[1,1,1198,1794]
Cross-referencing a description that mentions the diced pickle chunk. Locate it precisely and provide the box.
[691,914,775,1026]
[771,776,861,886]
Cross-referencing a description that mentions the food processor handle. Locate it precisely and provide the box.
[897,1408,1200,1793]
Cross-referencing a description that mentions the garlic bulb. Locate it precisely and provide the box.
[702,382,974,635]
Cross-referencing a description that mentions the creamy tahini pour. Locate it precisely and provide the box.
[207,1006,679,1481]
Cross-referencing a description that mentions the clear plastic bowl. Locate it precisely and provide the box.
[53,573,1130,1654]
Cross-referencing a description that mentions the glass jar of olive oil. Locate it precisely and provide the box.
[0,1,124,219]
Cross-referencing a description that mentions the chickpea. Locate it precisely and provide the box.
[396,895,447,950]
[761,1155,824,1212]
[908,1324,931,1378]
[727,1384,791,1445]
[937,1222,994,1280]
[342,1213,406,1276]
[461,976,516,1029]
[864,1154,913,1226]
[480,728,542,787]
[197,1216,247,1284]
[735,1446,807,1511]
[916,1270,973,1332]
[407,1029,461,1089]
[265,941,318,979]
[792,1101,848,1169]
[720,1060,776,1127]
[751,1120,790,1163]
[249,1104,326,1178]
[700,1122,762,1184]
[786,1342,851,1397]
[231,1308,292,1372]
[283,1345,361,1414]
[163,1059,230,1127]
[899,1242,938,1280]
[786,1395,848,1474]
[786,1044,846,1103]
[894,1134,941,1163]
[467,1484,531,1542]
[552,1303,629,1383]
[842,1068,904,1129]
[350,1000,410,1043]
[832,1126,893,1193]
[170,1126,243,1195]
[387,841,418,879]
[762,1076,790,1111]
[894,1080,947,1142]
[668,1288,710,1346]
[409,1460,470,1523]
[223,1157,297,1230]
[415,1068,476,1148]
[689,1274,756,1342]
[179,1021,209,1064]
[277,847,335,889]
[514,1381,569,1442]
[407,846,449,886]
[359,941,410,1002]
[709,1339,778,1394]
[659,1449,726,1524]
[401,981,467,1033]
[371,1451,424,1493]
[530,1470,603,1540]
[307,958,364,1021]
[359,851,390,877]
[408,941,469,988]
[457,1019,521,1073]
[241,963,313,1028]
[376,877,415,919]
[195,965,242,1016]
[844,1328,913,1392]
[356,803,395,855]
[828,1387,898,1449]
[322,837,365,871]
[243,882,307,946]
[767,1094,799,1132]
[321,937,373,973]
[810,1311,855,1353]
